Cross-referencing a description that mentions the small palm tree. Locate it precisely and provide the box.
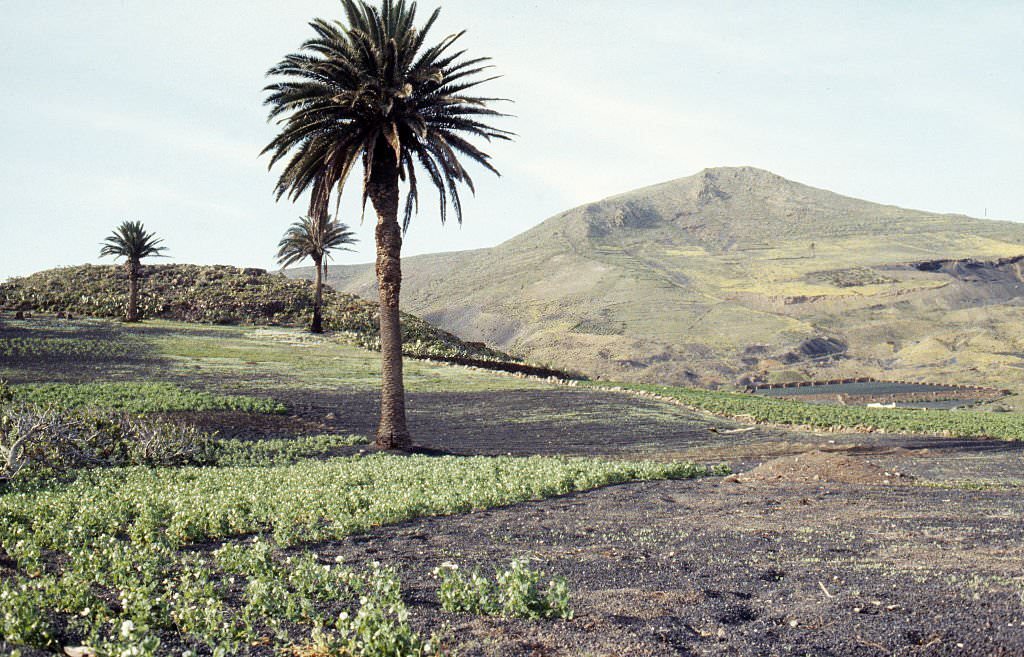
[99,221,167,322]
[262,0,511,450]
[276,215,358,333]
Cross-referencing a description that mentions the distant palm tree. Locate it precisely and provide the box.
[276,215,357,333]
[99,221,167,322]
[262,0,511,449]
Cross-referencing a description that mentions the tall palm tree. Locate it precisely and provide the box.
[276,214,358,333]
[99,221,167,322]
[262,0,511,449]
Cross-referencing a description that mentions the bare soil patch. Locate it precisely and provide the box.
[315,477,1024,656]
[732,450,914,485]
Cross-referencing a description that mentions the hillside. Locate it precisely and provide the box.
[297,167,1024,390]
[0,264,521,366]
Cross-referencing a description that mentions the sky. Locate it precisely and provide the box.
[1,0,1022,278]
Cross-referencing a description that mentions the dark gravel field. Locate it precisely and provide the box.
[314,477,1024,656]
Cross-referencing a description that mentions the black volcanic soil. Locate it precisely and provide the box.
[313,476,1024,657]
[262,385,1024,656]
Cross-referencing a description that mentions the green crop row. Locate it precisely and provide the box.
[9,382,287,415]
[0,455,723,549]
[0,454,724,655]
[0,336,144,361]
[592,382,1024,440]
[212,434,370,467]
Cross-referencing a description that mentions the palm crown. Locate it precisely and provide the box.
[261,0,512,229]
[99,221,167,263]
[276,215,357,269]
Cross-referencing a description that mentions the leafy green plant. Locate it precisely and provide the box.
[0,335,145,362]
[434,559,572,620]
[434,564,497,616]
[0,455,719,655]
[311,564,441,657]
[0,578,59,649]
[0,380,14,404]
[8,382,286,414]
[93,619,162,657]
[211,434,369,467]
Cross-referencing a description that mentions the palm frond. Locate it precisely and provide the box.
[99,221,168,262]
[262,0,511,231]
[275,215,358,269]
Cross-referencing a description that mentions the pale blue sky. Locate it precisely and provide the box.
[1,1,1022,278]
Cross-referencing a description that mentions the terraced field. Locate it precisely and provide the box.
[752,379,1006,409]
[1,314,1023,656]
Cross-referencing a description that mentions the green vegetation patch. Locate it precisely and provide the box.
[212,434,370,467]
[0,264,521,366]
[10,382,286,414]
[0,455,722,654]
[808,267,897,288]
[435,559,572,620]
[592,382,1024,441]
[1,455,722,549]
[0,335,144,361]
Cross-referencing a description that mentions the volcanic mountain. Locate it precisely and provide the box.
[300,167,1024,389]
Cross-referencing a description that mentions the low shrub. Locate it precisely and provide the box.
[0,405,214,480]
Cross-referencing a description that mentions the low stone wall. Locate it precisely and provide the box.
[408,353,582,381]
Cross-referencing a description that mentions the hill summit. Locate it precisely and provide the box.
[305,167,1024,390]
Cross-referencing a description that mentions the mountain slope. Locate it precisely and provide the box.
[298,167,1024,389]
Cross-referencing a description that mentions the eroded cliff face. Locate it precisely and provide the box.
[913,254,1024,294]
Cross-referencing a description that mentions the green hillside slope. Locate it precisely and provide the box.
[0,264,521,366]
[297,167,1024,390]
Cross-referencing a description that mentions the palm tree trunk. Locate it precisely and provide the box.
[367,143,410,450]
[311,255,324,334]
[126,260,140,322]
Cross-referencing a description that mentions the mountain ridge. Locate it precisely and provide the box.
[293,167,1024,391]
